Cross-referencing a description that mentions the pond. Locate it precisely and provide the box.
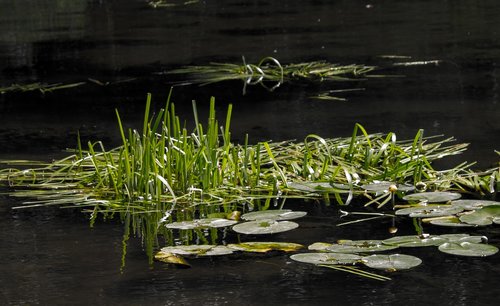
[1,1,499,305]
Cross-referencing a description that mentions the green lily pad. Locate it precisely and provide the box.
[426,216,478,227]
[383,235,447,247]
[459,205,500,226]
[325,240,399,253]
[438,242,499,257]
[227,242,304,253]
[439,234,487,244]
[290,252,362,265]
[232,219,299,234]
[308,242,334,251]
[395,205,464,218]
[159,245,234,256]
[451,199,500,210]
[165,218,239,230]
[241,209,307,221]
[403,192,461,203]
[361,254,422,271]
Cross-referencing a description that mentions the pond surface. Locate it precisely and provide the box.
[1,1,499,305]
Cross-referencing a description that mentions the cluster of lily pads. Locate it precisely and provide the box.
[393,191,500,227]
[154,207,498,281]
[290,232,497,281]
[155,209,307,267]
[163,209,307,234]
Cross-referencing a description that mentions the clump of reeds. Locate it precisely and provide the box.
[1,93,498,263]
[167,57,376,95]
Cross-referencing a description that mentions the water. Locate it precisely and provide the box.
[1,1,499,305]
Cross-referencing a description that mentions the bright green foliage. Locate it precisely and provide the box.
[1,93,499,263]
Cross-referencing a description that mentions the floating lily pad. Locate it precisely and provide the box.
[451,199,500,210]
[241,209,307,221]
[425,216,478,227]
[308,242,334,251]
[459,205,500,226]
[438,242,499,257]
[165,218,239,230]
[361,254,422,271]
[227,242,304,253]
[382,235,447,247]
[403,192,461,203]
[290,252,362,265]
[325,240,399,253]
[232,219,299,234]
[395,205,464,218]
[154,251,191,267]
[440,234,487,244]
[159,245,234,256]
[361,182,415,193]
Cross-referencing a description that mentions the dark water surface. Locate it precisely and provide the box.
[1,1,499,305]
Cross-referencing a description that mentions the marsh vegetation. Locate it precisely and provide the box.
[1,91,498,279]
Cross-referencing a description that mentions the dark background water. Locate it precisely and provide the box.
[1,0,499,305]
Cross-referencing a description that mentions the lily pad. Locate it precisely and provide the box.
[227,242,304,253]
[361,254,422,271]
[383,235,447,247]
[232,219,299,234]
[425,216,478,227]
[438,242,499,257]
[159,244,234,256]
[290,252,362,265]
[165,218,238,230]
[459,205,500,226]
[325,240,399,253]
[403,192,461,203]
[308,242,334,251]
[439,234,488,244]
[451,199,500,210]
[395,205,464,218]
[241,209,307,221]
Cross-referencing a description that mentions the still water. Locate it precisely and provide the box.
[1,1,499,305]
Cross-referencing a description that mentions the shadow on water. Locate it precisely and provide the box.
[1,1,500,305]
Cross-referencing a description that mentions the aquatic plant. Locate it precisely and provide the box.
[0,81,86,94]
[1,93,498,264]
[167,56,376,96]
